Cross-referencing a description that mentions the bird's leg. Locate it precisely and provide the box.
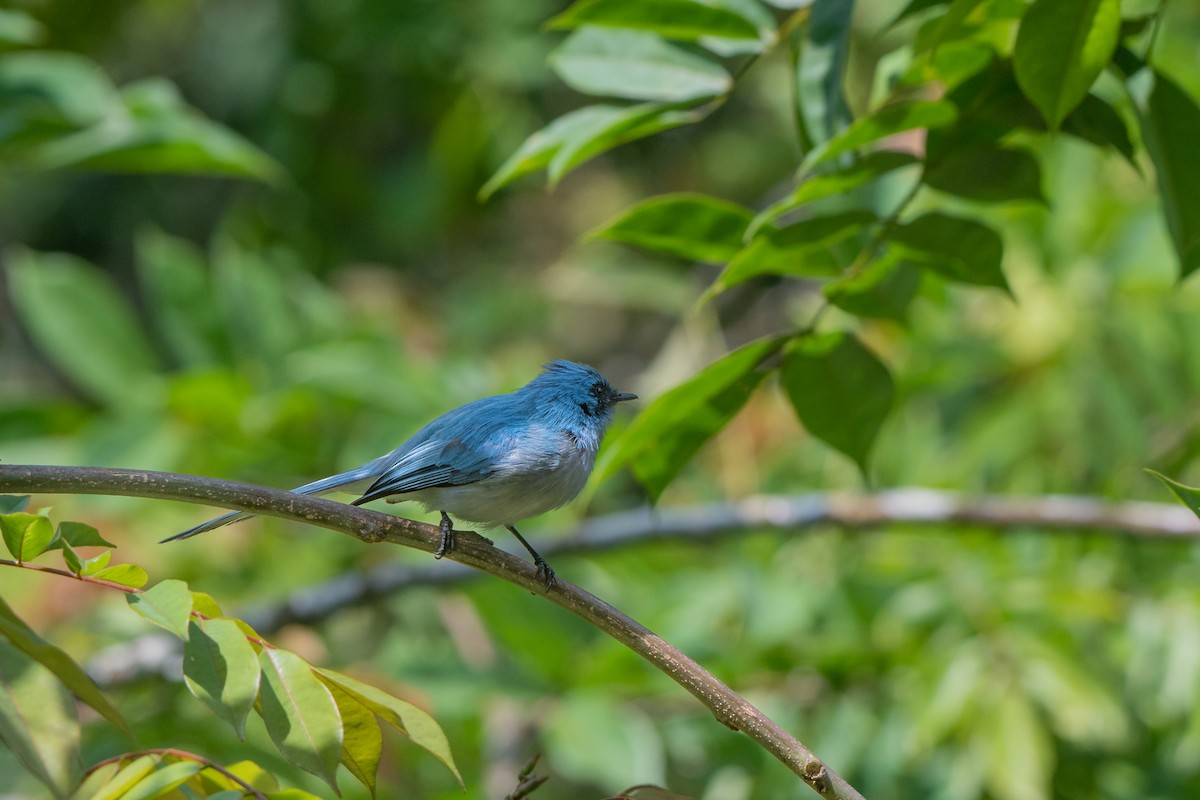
[506,525,555,589]
[434,511,455,559]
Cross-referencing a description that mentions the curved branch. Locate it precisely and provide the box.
[0,464,864,800]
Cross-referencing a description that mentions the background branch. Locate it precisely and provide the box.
[0,464,864,800]
[234,487,1200,631]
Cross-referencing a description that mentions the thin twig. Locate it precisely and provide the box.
[0,464,865,800]
[0,559,145,593]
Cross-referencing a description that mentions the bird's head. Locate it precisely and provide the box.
[524,360,637,429]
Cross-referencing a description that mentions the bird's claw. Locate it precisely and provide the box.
[534,557,556,590]
[434,513,455,559]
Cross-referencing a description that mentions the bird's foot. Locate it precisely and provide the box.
[533,556,556,590]
[434,511,455,559]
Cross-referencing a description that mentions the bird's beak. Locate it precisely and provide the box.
[614,391,638,402]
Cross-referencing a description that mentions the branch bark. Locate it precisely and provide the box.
[0,464,865,800]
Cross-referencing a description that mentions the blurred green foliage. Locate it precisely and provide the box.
[4,0,1200,798]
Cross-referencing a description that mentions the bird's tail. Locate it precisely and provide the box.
[160,459,388,543]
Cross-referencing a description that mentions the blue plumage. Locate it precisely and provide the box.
[162,360,636,587]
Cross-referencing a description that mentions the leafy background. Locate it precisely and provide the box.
[4,0,1200,798]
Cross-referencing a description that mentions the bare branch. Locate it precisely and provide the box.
[0,464,865,800]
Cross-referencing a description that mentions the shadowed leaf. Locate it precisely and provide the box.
[259,649,343,792]
[0,638,80,799]
[183,618,260,739]
[780,333,895,474]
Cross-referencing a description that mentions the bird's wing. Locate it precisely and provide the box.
[353,400,521,505]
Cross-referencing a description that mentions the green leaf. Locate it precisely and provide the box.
[480,104,702,199]
[126,579,194,640]
[0,638,80,799]
[805,100,957,168]
[719,210,877,289]
[1147,470,1200,520]
[322,679,383,797]
[54,521,115,549]
[61,542,111,577]
[911,0,989,55]
[888,0,949,27]
[550,28,731,102]
[481,107,621,199]
[183,618,261,739]
[1062,93,1136,167]
[258,649,343,792]
[889,212,1008,290]
[6,250,160,404]
[0,495,30,513]
[202,760,278,794]
[824,253,921,321]
[135,228,225,368]
[1013,0,1120,129]
[779,332,894,473]
[595,337,784,499]
[82,755,162,800]
[0,9,44,46]
[589,193,754,262]
[698,0,775,56]
[924,144,1043,203]
[315,667,462,786]
[751,151,919,235]
[547,0,763,43]
[89,563,149,588]
[70,761,122,800]
[1,512,55,561]
[547,102,701,185]
[0,51,118,138]
[24,79,283,181]
[191,591,224,618]
[0,597,131,737]
[793,0,856,152]
[984,693,1053,800]
[1141,72,1200,280]
[116,760,204,800]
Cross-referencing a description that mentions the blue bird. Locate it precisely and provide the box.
[162,361,637,587]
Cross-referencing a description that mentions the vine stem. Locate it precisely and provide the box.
[0,464,867,800]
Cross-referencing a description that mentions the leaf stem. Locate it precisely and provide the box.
[0,558,144,593]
